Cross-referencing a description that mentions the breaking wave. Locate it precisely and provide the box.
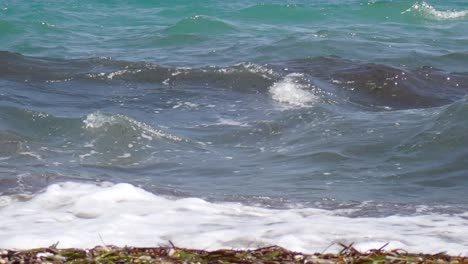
[403,1,468,20]
[0,181,467,255]
[269,73,318,107]
[84,112,185,143]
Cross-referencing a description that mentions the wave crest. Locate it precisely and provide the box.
[403,1,468,20]
[83,112,185,143]
[165,16,236,34]
[269,73,318,107]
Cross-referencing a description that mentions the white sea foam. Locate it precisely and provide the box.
[85,69,142,80]
[240,63,277,80]
[403,1,468,20]
[18,151,42,160]
[0,182,466,255]
[269,74,317,107]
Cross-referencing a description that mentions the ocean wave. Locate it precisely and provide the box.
[393,97,468,174]
[83,111,185,143]
[78,57,468,110]
[329,63,466,110]
[269,73,318,107]
[0,51,277,93]
[0,181,466,255]
[79,111,202,168]
[0,105,195,167]
[403,1,468,20]
[165,16,237,34]
[1,51,467,111]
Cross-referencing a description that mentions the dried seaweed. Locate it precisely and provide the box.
[0,243,466,264]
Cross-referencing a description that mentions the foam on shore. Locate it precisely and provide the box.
[0,182,466,256]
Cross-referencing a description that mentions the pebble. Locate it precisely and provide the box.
[138,255,152,261]
[36,252,53,258]
[168,248,176,257]
[94,246,110,253]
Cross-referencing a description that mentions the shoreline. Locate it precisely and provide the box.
[1,244,467,264]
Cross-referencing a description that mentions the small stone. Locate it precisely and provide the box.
[0,258,6,264]
[36,252,53,258]
[138,255,152,261]
[294,254,304,260]
[168,248,176,257]
[94,246,109,254]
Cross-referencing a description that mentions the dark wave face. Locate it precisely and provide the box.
[1,51,467,110]
[1,51,467,213]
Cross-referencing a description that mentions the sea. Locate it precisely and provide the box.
[0,0,467,255]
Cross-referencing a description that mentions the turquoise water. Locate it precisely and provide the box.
[1,1,468,69]
[0,0,468,211]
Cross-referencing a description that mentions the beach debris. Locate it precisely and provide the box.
[0,243,466,263]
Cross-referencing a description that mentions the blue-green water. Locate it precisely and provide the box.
[1,0,468,210]
[1,0,468,69]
